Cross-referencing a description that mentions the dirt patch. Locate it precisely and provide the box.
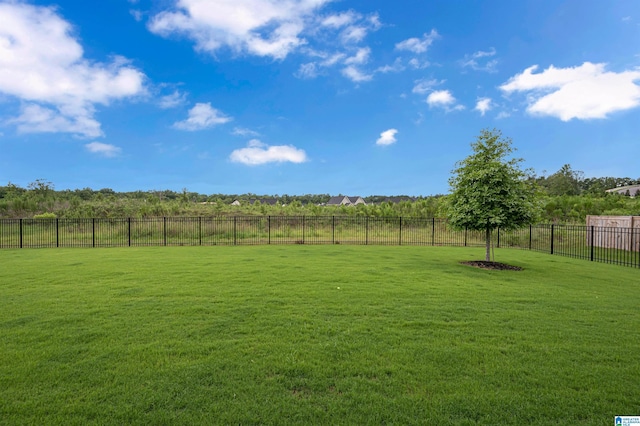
[461,261,523,271]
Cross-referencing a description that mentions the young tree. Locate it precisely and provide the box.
[27,179,54,198]
[447,129,539,262]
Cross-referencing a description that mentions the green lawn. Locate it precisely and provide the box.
[1,246,638,425]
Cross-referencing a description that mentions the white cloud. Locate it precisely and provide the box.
[296,46,375,82]
[8,104,102,137]
[395,29,439,54]
[367,14,382,29]
[159,90,187,109]
[320,53,346,67]
[408,58,430,69]
[461,48,498,72]
[341,66,372,82]
[148,0,332,60]
[393,30,437,73]
[130,9,144,22]
[173,103,232,131]
[230,139,307,165]
[149,1,381,84]
[376,128,398,146]
[475,97,492,116]
[426,90,454,106]
[376,58,404,74]
[0,3,146,138]
[85,141,122,157]
[321,11,358,28]
[341,25,368,43]
[295,48,373,82]
[500,62,640,121]
[369,15,383,30]
[232,126,260,137]
[412,78,441,94]
[295,62,319,79]
[344,47,370,65]
[297,48,373,82]
[426,90,464,112]
[339,13,381,44]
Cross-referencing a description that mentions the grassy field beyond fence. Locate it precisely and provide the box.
[1,246,639,424]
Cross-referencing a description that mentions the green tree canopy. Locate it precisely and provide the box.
[540,164,582,196]
[447,129,539,262]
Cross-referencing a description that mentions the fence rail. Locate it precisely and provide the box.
[1,216,638,268]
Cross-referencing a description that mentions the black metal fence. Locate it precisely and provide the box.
[1,216,639,268]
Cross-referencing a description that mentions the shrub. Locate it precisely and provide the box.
[33,212,57,219]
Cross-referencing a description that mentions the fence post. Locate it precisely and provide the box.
[464,227,467,247]
[233,216,237,246]
[128,217,131,247]
[365,216,369,245]
[529,225,532,250]
[163,217,167,246]
[19,218,23,248]
[56,218,59,248]
[268,216,271,245]
[92,218,95,248]
[432,218,435,246]
[332,216,335,244]
[399,217,403,246]
[199,217,202,246]
[550,224,554,255]
[590,226,594,261]
[302,215,305,244]
[636,228,639,269]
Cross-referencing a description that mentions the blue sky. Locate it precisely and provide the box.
[0,0,639,196]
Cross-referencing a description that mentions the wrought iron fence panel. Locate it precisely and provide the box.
[1,216,638,268]
[23,219,57,248]
[95,218,127,247]
[0,219,20,248]
[590,225,640,267]
[58,218,93,248]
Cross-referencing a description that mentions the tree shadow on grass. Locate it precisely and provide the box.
[460,261,523,271]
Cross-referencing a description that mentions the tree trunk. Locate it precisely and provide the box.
[485,227,491,262]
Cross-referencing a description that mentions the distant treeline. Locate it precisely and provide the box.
[1,164,639,222]
[533,164,640,196]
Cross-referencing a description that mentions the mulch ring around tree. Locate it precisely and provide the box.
[460,261,523,271]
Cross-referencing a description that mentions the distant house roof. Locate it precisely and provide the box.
[231,198,281,206]
[606,185,640,197]
[326,196,346,205]
[326,196,366,206]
